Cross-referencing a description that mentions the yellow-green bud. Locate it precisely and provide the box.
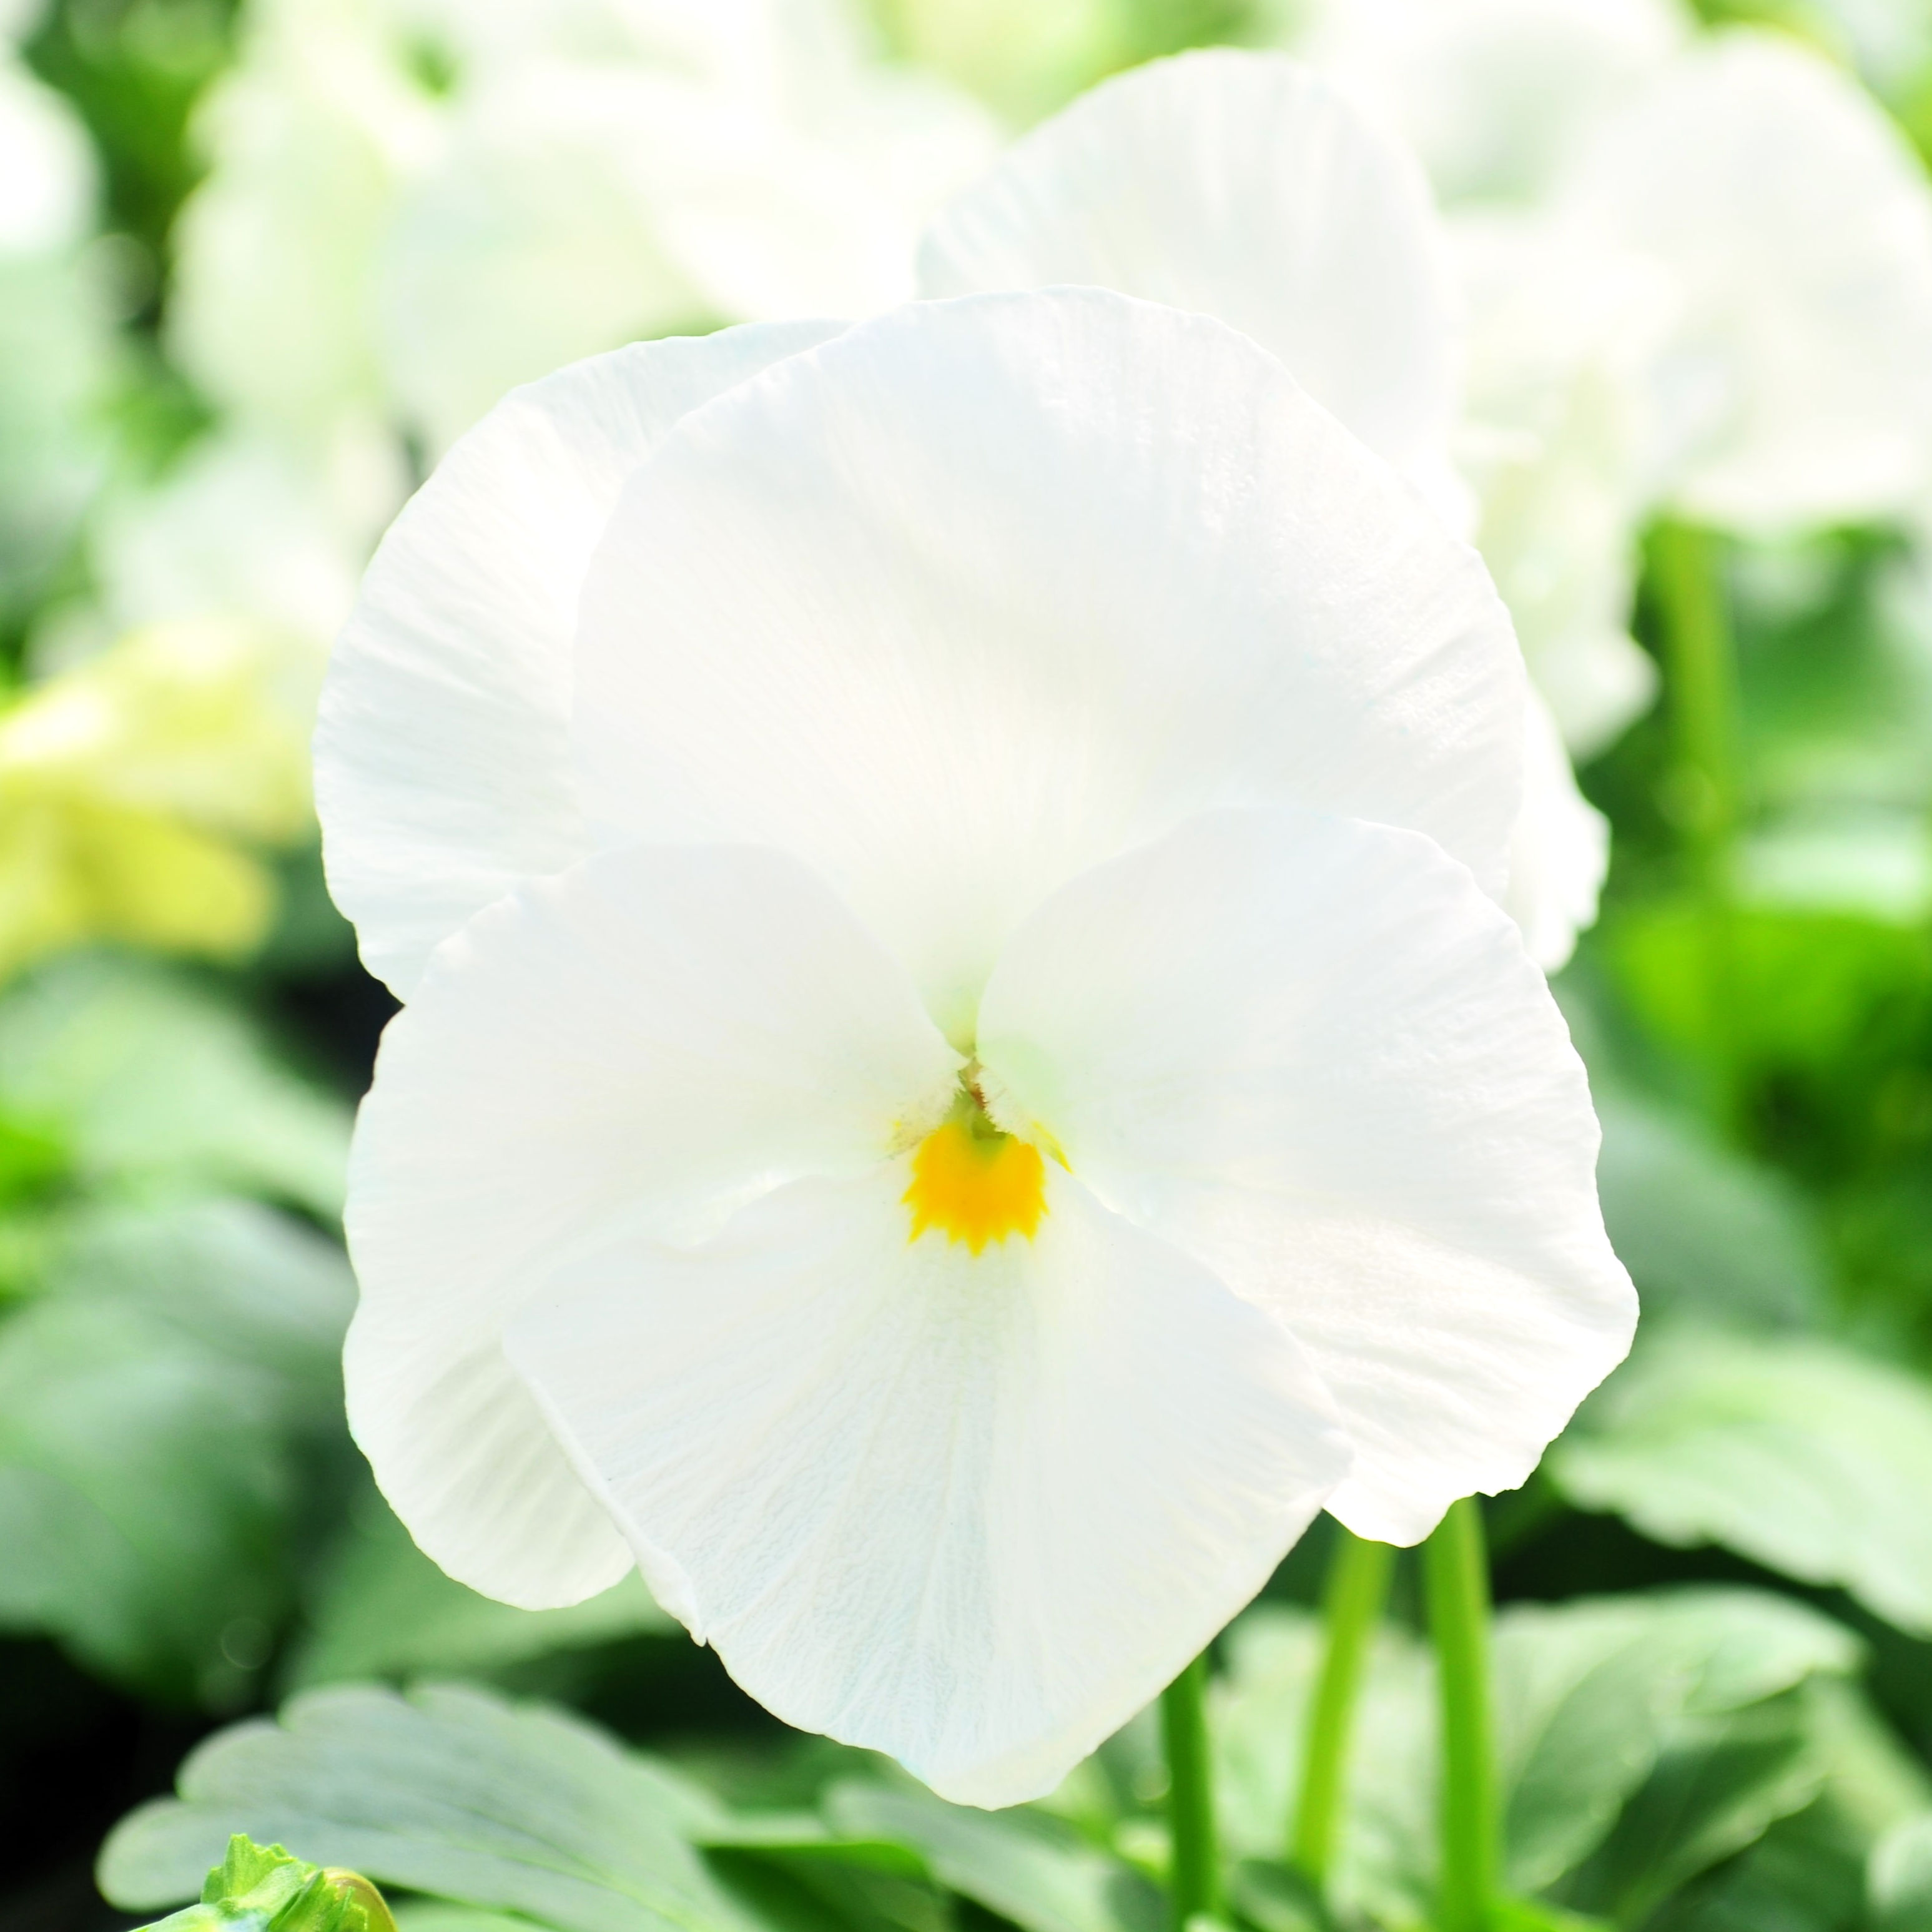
[133,1836,398,1932]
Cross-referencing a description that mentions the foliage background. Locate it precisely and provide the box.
[7,1,1932,1930]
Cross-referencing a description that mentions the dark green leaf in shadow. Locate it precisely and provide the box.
[0,1198,352,1700]
[825,1780,1162,1932]
[285,1484,669,1692]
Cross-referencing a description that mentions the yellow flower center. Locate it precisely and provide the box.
[903,1090,1047,1254]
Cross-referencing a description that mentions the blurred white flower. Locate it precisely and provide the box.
[919,49,1607,967]
[1562,29,1932,536]
[1296,4,1932,775]
[167,0,438,455]
[1293,0,1690,209]
[87,432,380,651]
[1452,213,1667,756]
[0,55,114,616]
[172,0,998,458]
[317,292,1633,1801]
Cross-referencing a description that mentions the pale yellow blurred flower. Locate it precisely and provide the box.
[0,620,320,978]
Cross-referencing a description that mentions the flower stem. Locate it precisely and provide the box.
[1650,520,1743,1103]
[1650,520,1740,897]
[1291,1527,1394,1882]
[1161,1650,1220,1930]
[1424,1499,1498,1932]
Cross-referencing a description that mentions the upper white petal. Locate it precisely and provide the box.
[343,840,960,1609]
[1564,28,1932,533]
[314,319,843,999]
[506,1163,1349,1808]
[572,287,1523,1049]
[975,804,1635,1545]
[917,49,1458,493]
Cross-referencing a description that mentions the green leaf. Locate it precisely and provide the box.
[0,1198,353,1700]
[285,1484,670,1692]
[1551,1329,1932,1634]
[98,1682,763,1932]
[824,1780,1163,1932]
[0,952,351,1216]
[1606,904,1931,1086]
[1211,1607,1435,1928]
[1558,1682,1837,1924]
[1501,1587,1858,1900]
[1635,1675,1928,1932]
[1592,1092,1827,1332]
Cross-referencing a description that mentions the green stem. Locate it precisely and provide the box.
[1291,1528,1394,1881]
[1161,1651,1220,1930]
[1424,1499,1498,1932]
[1650,521,1743,1105]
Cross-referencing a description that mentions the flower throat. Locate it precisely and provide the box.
[903,1080,1046,1254]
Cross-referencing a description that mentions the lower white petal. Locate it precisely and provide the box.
[506,1164,1349,1807]
[345,842,960,1609]
[976,805,1635,1547]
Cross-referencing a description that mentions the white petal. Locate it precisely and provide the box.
[1505,689,1609,973]
[506,1163,1349,1806]
[917,50,1457,491]
[573,288,1523,1050]
[1565,28,1932,532]
[314,319,842,999]
[344,841,960,1609]
[975,806,1635,1546]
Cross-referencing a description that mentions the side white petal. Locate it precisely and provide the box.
[506,1165,1349,1807]
[314,318,844,1000]
[1565,29,1932,532]
[573,288,1522,1050]
[975,806,1635,1547]
[344,842,960,1609]
[917,49,1456,489]
[1506,689,1608,973]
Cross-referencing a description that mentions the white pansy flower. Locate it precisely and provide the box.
[318,290,1635,1803]
[1292,0,1689,209]
[918,49,1605,965]
[1562,27,1932,535]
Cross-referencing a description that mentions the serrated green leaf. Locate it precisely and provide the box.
[98,1682,762,1932]
[1552,1330,1932,1634]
